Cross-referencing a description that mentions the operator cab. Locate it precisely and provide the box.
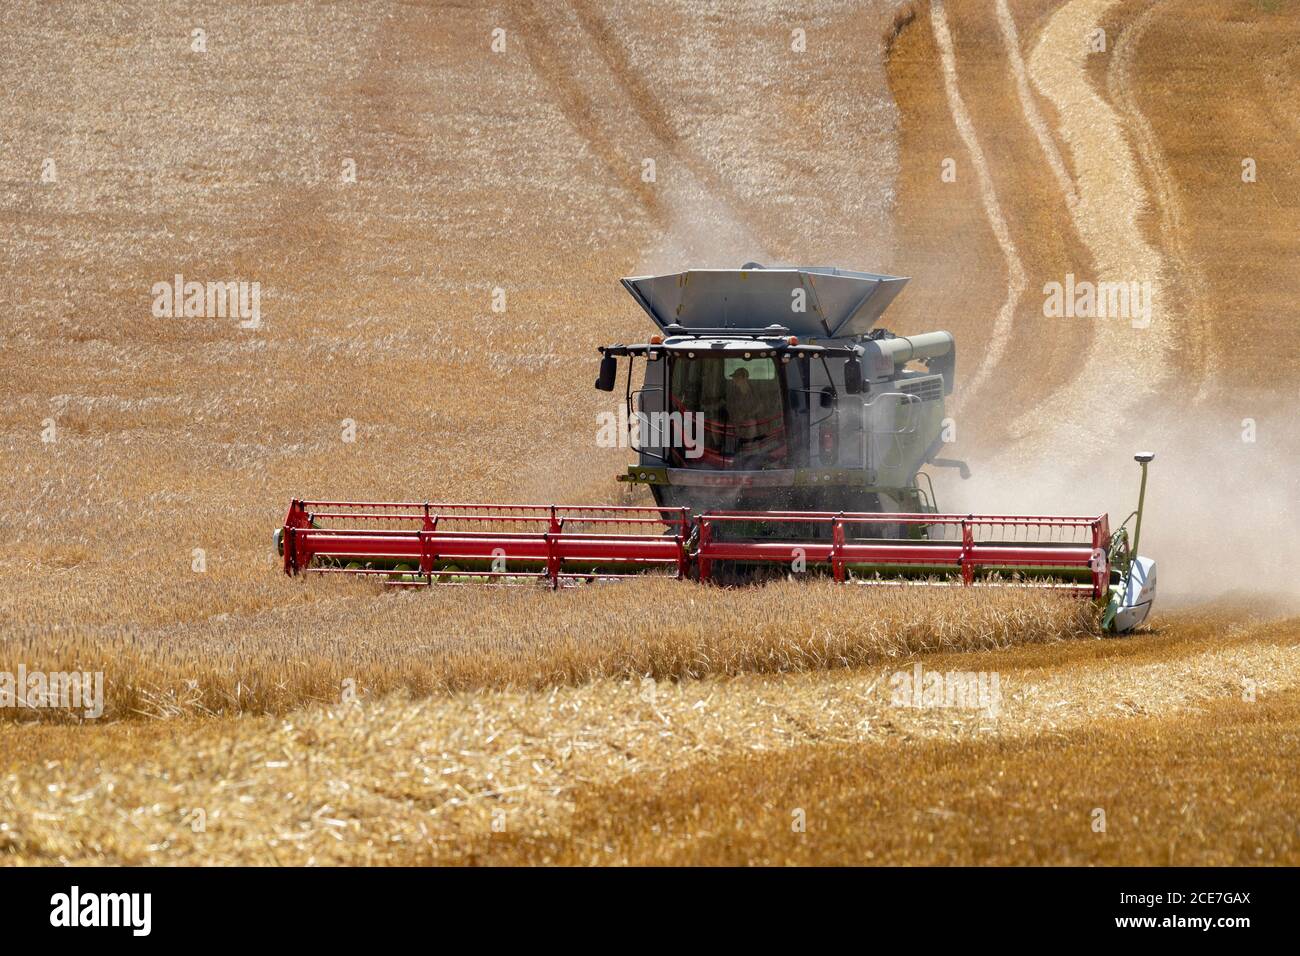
[598,327,865,479]
[668,345,789,470]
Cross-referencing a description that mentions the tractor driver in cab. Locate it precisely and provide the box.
[726,365,785,469]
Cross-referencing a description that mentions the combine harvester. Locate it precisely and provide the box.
[277,266,1156,632]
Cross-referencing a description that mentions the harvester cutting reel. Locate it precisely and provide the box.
[274,455,1158,634]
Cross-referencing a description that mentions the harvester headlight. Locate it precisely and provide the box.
[649,334,664,345]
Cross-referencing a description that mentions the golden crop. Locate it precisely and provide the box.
[2,0,1297,866]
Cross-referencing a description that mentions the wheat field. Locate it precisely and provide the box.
[4,580,1098,722]
[2,0,1298,866]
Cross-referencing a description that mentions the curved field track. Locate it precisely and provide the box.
[887,0,1300,600]
[925,0,1028,408]
[1018,0,1176,448]
[1,0,1298,866]
[1106,0,1216,401]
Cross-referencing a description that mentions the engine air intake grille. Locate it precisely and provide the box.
[898,376,943,403]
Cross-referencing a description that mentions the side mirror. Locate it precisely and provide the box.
[843,356,864,395]
[595,354,618,391]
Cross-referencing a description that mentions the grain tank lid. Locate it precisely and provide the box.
[620,267,909,338]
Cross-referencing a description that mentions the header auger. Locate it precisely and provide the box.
[276,265,1157,633]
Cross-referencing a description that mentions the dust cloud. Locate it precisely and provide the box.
[937,393,1300,606]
